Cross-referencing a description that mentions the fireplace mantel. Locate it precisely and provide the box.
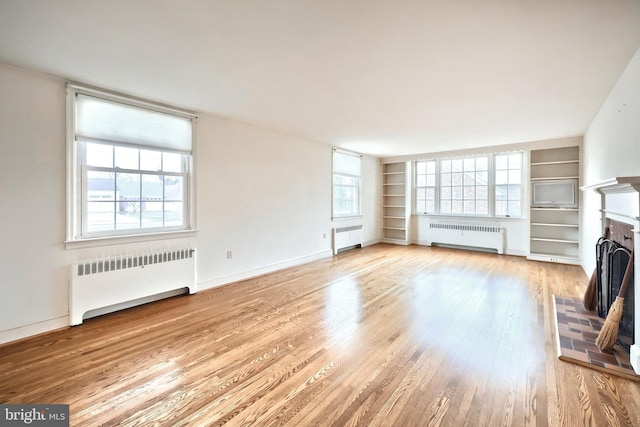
[581,176,640,195]
[582,176,640,374]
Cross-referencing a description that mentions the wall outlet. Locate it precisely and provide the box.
[323,233,326,239]
[226,250,232,259]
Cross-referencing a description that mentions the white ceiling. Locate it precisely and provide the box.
[1,1,639,157]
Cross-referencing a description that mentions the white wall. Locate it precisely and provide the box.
[0,62,381,343]
[0,65,70,337]
[581,48,640,273]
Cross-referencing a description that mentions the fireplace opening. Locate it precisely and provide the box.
[596,220,635,352]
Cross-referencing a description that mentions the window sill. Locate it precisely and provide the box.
[332,215,364,221]
[412,213,527,222]
[65,229,199,250]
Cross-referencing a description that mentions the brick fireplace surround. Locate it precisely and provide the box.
[582,177,640,374]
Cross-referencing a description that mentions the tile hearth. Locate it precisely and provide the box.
[553,295,639,381]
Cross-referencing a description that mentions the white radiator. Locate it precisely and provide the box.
[426,223,504,254]
[70,248,196,325]
[333,225,364,254]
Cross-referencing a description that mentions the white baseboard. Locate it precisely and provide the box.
[380,238,410,245]
[362,238,381,247]
[0,316,69,345]
[505,249,529,257]
[198,249,333,291]
[631,344,640,375]
[526,254,581,265]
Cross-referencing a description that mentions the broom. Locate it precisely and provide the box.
[583,227,610,311]
[595,250,634,351]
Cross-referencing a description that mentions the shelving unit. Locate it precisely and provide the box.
[382,162,410,244]
[528,146,580,264]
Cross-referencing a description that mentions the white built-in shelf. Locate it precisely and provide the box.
[531,237,579,244]
[382,162,410,244]
[528,146,580,264]
[531,160,579,166]
[531,222,579,228]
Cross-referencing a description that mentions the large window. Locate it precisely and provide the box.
[332,150,361,218]
[440,156,489,215]
[415,152,523,218]
[67,85,196,241]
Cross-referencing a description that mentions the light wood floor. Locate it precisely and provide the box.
[2,244,640,426]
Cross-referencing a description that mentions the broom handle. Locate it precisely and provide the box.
[617,250,634,298]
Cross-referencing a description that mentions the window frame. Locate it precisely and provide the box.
[66,84,198,247]
[413,151,525,219]
[493,152,524,218]
[415,159,437,214]
[332,149,362,219]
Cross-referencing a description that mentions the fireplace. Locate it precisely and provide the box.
[582,176,640,374]
[596,219,634,352]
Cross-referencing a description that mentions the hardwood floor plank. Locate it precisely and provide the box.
[1,244,639,426]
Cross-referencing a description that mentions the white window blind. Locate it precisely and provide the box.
[333,151,361,177]
[75,94,192,153]
[333,150,362,218]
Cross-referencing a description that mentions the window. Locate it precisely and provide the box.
[415,160,436,214]
[440,156,489,215]
[494,152,522,217]
[413,151,524,218]
[332,150,361,218]
[67,85,196,241]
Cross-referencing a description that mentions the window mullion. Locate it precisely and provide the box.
[489,155,495,217]
[434,160,440,215]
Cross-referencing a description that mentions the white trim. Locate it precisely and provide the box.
[631,344,640,375]
[198,250,333,291]
[526,253,581,265]
[67,82,197,120]
[362,238,382,247]
[0,316,69,345]
[65,229,198,249]
[580,176,640,193]
[332,215,364,221]
[65,84,78,246]
[332,147,363,158]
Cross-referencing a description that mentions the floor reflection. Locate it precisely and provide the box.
[324,277,362,350]
[409,266,540,379]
